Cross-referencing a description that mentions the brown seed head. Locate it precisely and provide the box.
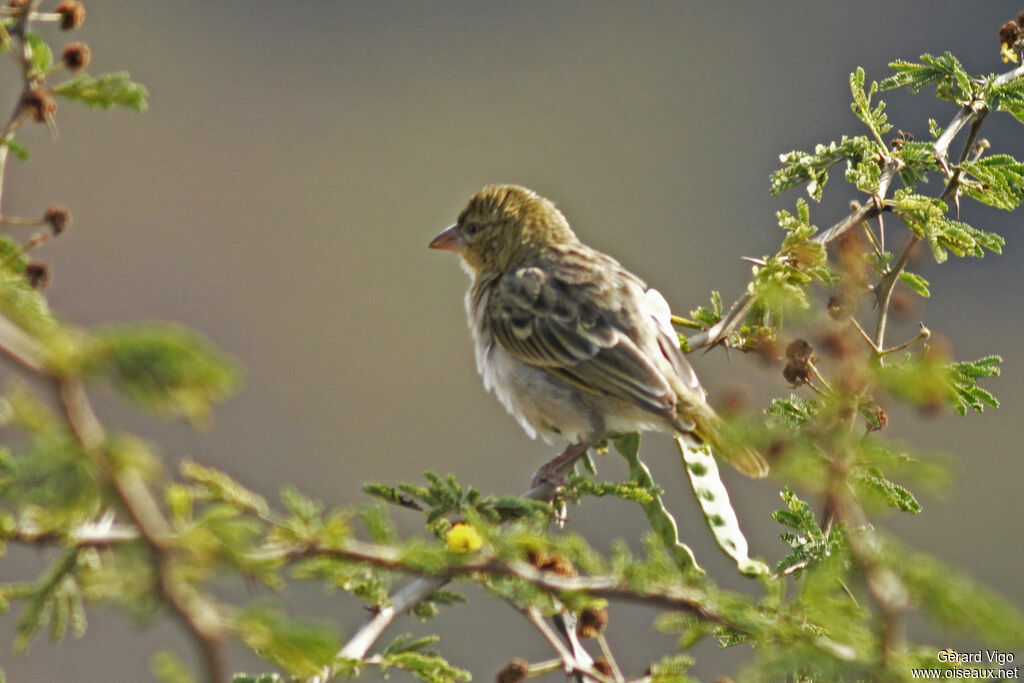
[1018,11,1024,27]
[21,88,56,123]
[25,262,49,289]
[576,606,609,639]
[43,206,71,235]
[592,660,613,677]
[56,0,85,30]
[61,42,91,71]
[496,659,529,683]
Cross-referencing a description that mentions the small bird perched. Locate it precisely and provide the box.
[430,185,768,483]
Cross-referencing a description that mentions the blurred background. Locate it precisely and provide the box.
[2,1,1022,680]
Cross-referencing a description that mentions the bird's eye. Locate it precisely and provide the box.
[465,221,482,236]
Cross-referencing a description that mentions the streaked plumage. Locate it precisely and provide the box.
[430,184,767,479]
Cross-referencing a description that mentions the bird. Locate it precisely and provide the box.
[429,184,768,484]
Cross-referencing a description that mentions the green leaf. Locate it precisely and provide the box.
[850,67,891,145]
[772,487,845,574]
[151,651,197,683]
[54,72,149,111]
[960,154,1024,210]
[880,52,974,104]
[236,605,340,679]
[24,33,51,73]
[898,271,930,297]
[83,323,240,423]
[765,395,820,429]
[180,460,269,516]
[0,137,28,161]
[853,467,922,513]
[990,77,1024,126]
[949,355,1002,415]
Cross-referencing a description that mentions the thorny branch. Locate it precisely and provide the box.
[686,61,1024,352]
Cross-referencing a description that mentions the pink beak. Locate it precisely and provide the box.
[428,224,465,252]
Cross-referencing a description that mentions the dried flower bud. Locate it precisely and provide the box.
[785,339,814,364]
[25,262,49,289]
[783,361,812,386]
[538,552,576,577]
[496,659,529,683]
[43,206,71,235]
[577,606,609,639]
[592,660,613,677]
[21,88,56,123]
[827,294,846,320]
[783,340,815,386]
[870,407,888,431]
[56,0,85,30]
[1018,11,1024,27]
[61,42,91,71]
[1000,20,1021,47]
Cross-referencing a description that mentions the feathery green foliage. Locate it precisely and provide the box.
[0,8,1022,683]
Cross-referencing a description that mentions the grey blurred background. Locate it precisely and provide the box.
[2,1,1022,680]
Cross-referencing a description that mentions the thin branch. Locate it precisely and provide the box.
[336,576,448,661]
[872,234,920,352]
[331,465,585,669]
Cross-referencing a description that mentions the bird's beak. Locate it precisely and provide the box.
[428,224,465,252]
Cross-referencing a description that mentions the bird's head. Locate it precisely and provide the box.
[429,185,577,274]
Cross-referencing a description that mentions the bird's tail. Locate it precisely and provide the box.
[685,412,769,479]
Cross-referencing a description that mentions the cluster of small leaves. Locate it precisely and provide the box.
[364,472,551,529]
[53,72,148,111]
[890,190,1004,262]
[959,154,1024,209]
[772,487,846,575]
[81,324,241,424]
[850,67,893,149]
[948,355,1002,414]
[879,52,975,104]
[743,199,836,320]
[770,135,876,200]
[686,290,723,328]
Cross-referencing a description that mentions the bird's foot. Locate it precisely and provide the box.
[529,442,591,492]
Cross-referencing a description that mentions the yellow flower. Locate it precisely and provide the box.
[445,522,483,553]
[1001,42,1019,63]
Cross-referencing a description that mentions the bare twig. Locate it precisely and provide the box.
[519,608,611,683]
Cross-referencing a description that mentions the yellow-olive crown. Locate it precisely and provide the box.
[455,185,578,273]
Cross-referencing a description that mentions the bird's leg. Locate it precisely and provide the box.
[530,441,591,492]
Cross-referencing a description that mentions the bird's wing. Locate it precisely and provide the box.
[486,247,683,419]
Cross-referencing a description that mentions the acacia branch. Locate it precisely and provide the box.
[686,60,1024,352]
[0,312,227,683]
